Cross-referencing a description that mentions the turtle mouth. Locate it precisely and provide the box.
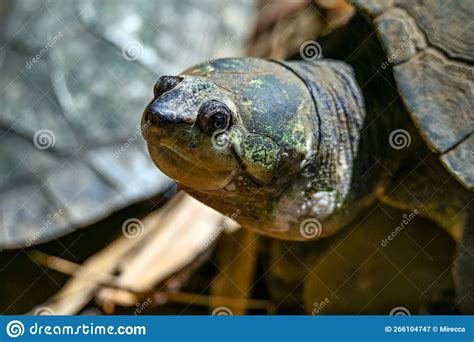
[146,143,235,191]
[153,142,196,165]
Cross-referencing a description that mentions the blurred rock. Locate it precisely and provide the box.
[0,0,254,248]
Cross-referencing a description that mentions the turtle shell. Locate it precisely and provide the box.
[0,0,250,249]
[351,0,474,190]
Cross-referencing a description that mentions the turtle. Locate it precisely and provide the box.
[0,0,250,249]
[142,0,473,312]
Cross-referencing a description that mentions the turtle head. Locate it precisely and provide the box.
[142,73,240,191]
[142,58,365,240]
[142,58,311,193]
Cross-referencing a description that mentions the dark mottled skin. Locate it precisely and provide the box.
[316,12,473,312]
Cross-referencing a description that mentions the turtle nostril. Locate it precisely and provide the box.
[144,101,166,126]
[144,100,181,127]
[153,76,183,97]
[143,109,156,126]
[146,76,187,126]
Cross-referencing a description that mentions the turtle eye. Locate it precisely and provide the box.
[208,112,228,131]
[198,100,232,134]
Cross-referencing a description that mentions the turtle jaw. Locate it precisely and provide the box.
[146,143,236,191]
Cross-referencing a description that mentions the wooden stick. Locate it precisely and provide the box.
[39,192,237,314]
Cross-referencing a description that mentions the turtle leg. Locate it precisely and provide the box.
[454,213,474,313]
